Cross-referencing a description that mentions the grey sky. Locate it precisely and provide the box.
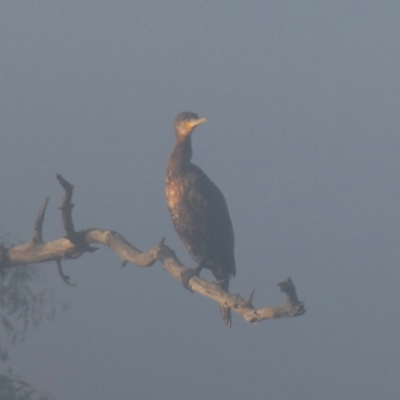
[1,1,400,399]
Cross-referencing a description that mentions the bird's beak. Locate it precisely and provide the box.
[189,117,207,129]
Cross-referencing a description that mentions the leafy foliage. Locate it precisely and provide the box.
[0,234,67,400]
[0,265,68,362]
[0,373,56,400]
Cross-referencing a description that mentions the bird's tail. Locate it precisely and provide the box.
[219,279,232,327]
[220,304,232,327]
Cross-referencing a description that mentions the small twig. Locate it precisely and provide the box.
[278,278,305,314]
[56,259,76,287]
[31,197,49,245]
[243,289,256,308]
[56,174,76,241]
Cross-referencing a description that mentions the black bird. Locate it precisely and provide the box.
[165,112,236,326]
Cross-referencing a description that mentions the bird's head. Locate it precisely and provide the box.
[174,112,207,138]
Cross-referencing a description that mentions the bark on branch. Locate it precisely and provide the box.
[0,175,305,324]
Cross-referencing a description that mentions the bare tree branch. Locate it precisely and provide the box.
[157,244,305,323]
[0,175,306,324]
[0,175,159,269]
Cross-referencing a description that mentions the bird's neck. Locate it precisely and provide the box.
[169,135,193,173]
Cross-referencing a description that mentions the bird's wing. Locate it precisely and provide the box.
[185,166,236,277]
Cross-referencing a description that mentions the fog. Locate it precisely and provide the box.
[1,2,399,399]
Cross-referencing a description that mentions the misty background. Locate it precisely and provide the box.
[1,1,400,399]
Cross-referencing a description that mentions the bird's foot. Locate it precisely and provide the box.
[181,264,203,293]
[214,278,229,292]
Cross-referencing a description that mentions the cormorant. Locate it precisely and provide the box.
[165,112,236,326]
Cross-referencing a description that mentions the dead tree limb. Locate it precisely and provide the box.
[157,244,305,323]
[0,175,160,269]
[0,175,306,324]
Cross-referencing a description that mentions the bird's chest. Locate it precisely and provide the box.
[165,176,188,214]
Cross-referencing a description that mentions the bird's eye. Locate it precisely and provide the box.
[186,118,191,122]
